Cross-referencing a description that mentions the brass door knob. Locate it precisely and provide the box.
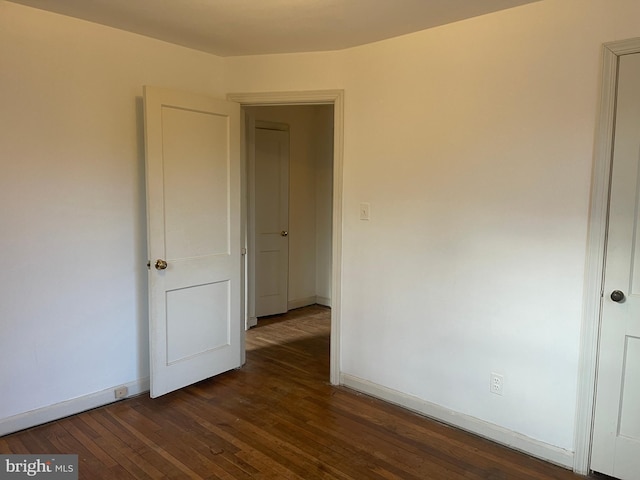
[155,259,168,270]
[281,231,288,237]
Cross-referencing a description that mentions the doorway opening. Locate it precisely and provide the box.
[246,105,333,325]
[228,90,344,386]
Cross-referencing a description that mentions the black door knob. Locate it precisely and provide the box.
[611,290,625,303]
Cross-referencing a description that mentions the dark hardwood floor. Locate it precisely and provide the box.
[1,305,592,479]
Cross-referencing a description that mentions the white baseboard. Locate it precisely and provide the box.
[288,296,332,310]
[340,374,574,470]
[0,377,150,437]
[288,296,318,310]
[316,296,331,307]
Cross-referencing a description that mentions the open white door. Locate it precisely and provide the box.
[143,86,242,398]
[591,53,640,479]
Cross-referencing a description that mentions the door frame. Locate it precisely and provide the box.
[574,37,640,475]
[227,90,344,386]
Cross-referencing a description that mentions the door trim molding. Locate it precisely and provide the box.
[227,90,344,386]
[574,37,640,475]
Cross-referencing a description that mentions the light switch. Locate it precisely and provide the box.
[360,202,370,221]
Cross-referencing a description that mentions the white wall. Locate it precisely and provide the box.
[224,0,640,457]
[0,2,224,428]
[246,105,333,308]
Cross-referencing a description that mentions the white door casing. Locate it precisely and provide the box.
[253,122,290,318]
[591,53,640,479]
[245,111,257,329]
[226,90,343,387]
[144,86,242,398]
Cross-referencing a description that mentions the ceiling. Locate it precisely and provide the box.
[7,0,538,57]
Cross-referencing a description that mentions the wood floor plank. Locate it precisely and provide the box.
[134,398,259,479]
[124,399,248,479]
[172,399,304,479]
[0,305,590,479]
[305,390,519,479]
[62,416,119,469]
[2,435,31,454]
[85,409,167,479]
[179,391,362,480]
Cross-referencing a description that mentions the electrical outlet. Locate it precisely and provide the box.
[490,373,504,396]
[114,386,128,399]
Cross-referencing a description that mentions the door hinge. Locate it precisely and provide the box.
[241,248,247,255]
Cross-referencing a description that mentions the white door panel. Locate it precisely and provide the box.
[162,107,230,259]
[144,86,241,398]
[592,53,640,479]
[253,124,289,317]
